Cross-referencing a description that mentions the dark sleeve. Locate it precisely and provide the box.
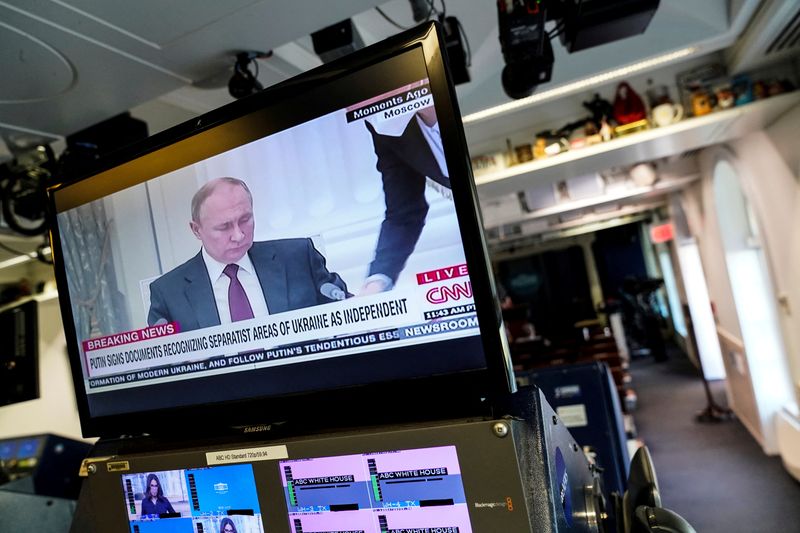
[163,497,176,515]
[147,280,169,326]
[366,122,429,284]
[141,498,154,517]
[305,239,350,302]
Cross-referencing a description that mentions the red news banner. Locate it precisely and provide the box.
[416,263,469,285]
[83,322,180,363]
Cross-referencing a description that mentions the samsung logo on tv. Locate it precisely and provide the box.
[241,424,272,434]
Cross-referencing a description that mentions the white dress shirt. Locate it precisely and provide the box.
[201,247,270,323]
[415,114,449,178]
[367,111,449,179]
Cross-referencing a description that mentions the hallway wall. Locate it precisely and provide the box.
[763,105,800,405]
[684,103,800,453]
[728,106,800,402]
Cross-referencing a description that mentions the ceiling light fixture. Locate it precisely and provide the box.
[462,46,698,124]
[0,245,51,271]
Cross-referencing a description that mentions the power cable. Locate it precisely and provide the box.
[548,20,565,38]
[455,17,472,66]
[375,6,410,30]
[0,241,27,256]
[425,0,438,20]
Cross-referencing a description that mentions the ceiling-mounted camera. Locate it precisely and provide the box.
[0,145,55,236]
[498,0,661,99]
[498,0,553,99]
[228,51,271,99]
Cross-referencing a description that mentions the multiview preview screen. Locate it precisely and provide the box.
[281,445,472,533]
[121,464,264,533]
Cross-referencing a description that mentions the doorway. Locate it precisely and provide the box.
[712,154,792,449]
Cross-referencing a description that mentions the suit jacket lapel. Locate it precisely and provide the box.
[250,243,288,314]
[183,252,221,328]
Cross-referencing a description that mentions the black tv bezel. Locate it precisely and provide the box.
[47,22,514,439]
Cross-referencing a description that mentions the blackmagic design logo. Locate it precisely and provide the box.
[555,447,573,526]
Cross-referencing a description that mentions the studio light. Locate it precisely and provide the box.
[311,19,364,63]
[496,0,662,101]
[498,0,553,99]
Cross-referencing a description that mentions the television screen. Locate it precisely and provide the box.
[0,299,39,406]
[121,464,264,533]
[48,23,511,437]
[280,445,471,533]
[0,435,43,463]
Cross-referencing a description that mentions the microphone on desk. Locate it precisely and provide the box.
[320,283,346,301]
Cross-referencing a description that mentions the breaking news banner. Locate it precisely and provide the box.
[82,269,479,391]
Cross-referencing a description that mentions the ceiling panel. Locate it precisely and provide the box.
[0,0,381,142]
[0,21,76,102]
[0,3,184,135]
[55,0,262,47]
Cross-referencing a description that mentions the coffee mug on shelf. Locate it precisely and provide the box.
[651,102,684,127]
[629,163,658,187]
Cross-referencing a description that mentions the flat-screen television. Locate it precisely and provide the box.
[0,299,39,406]
[48,22,512,438]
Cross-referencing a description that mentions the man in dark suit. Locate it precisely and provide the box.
[148,177,347,331]
[361,106,451,295]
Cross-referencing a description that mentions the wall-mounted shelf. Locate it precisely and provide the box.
[504,175,699,225]
[473,91,800,199]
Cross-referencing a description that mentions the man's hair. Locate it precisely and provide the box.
[191,177,253,222]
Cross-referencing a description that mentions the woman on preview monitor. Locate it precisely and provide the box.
[141,473,176,517]
[220,517,238,533]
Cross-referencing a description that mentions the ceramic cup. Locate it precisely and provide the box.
[652,103,684,127]
[629,163,658,187]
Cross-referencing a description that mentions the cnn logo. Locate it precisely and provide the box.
[426,281,473,304]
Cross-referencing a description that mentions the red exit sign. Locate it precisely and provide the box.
[650,222,675,243]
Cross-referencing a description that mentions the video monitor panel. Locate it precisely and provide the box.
[49,23,511,437]
[121,464,264,533]
[280,445,472,533]
[0,440,15,462]
[0,299,39,406]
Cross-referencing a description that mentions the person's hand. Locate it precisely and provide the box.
[359,278,390,296]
